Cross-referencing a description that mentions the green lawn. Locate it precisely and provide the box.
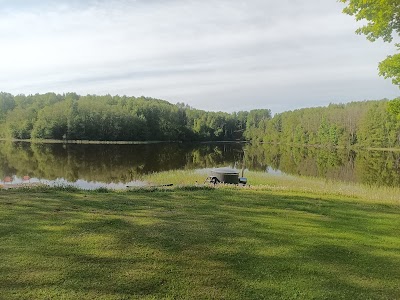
[0,187,399,299]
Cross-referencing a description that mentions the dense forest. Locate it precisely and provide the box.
[0,92,270,142]
[1,92,400,148]
[247,99,400,149]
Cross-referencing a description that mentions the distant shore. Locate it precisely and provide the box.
[1,138,399,151]
[0,138,176,145]
[0,138,246,145]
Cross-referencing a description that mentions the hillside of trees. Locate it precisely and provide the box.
[248,99,400,149]
[0,92,270,142]
[1,92,399,148]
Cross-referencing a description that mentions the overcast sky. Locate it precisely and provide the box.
[0,0,399,113]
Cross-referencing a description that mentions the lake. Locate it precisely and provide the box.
[1,141,400,189]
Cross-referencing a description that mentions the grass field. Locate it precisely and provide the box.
[0,183,399,299]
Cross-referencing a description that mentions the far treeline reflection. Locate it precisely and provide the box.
[1,141,400,187]
[0,142,244,183]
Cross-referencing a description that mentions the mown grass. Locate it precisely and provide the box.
[0,184,399,299]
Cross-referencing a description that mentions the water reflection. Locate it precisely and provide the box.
[244,144,400,187]
[0,141,244,187]
[1,141,400,188]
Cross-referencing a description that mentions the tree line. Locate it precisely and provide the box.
[248,99,400,149]
[0,92,270,142]
[1,92,399,148]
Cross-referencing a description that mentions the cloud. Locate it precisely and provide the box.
[0,0,398,113]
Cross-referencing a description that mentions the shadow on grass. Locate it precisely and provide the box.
[0,189,399,299]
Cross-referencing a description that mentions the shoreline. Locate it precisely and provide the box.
[0,138,246,145]
[1,138,399,151]
[0,182,44,189]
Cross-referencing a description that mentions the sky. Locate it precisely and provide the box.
[0,0,399,113]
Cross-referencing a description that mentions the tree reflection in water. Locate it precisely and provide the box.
[0,142,244,184]
[243,144,400,187]
[1,141,400,187]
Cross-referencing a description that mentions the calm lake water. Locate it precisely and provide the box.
[1,141,400,189]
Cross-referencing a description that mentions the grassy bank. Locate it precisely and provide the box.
[0,184,399,299]
[144,170,400,203]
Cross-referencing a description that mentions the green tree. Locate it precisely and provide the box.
[388,97,400,119]
[0,92,260,142]
[0,92,15,121]
[243,109,271,141]
[340,0,400,87]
